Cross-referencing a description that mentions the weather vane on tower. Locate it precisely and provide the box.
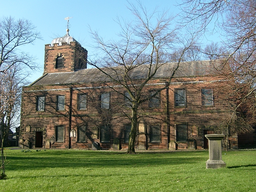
[65,17,72,35]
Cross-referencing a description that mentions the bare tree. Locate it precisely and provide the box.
[181,0,256,75]
[89,4,195,154]
[181,0,256,143]
[0,65,24,179]
[0,16,39,179]
[0,17,39,73]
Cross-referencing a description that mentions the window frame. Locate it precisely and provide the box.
[176,124,188,142]
[101,92,110,109]
[55,125,65,143]
[174,88,186,107]
[36,96,45,111]
[124,91,132,108]
[77,124,87,143]
[149,124,161,143]
[149,90,161,108]
[55,55,64,69]
[100,125,111,143]
[124,124,131,143]
[201,88,214,106]
[77,93,87,110]
[56,95,65,111]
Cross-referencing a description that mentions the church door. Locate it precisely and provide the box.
[35,131,43,148]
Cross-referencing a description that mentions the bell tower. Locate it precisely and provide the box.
[44,18,87,74]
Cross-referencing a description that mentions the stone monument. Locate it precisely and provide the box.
[205,134,226,169]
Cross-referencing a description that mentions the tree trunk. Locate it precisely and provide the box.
[0,122,6,179]
[225,125,230,152]
[127,107,138,154]
[1,138,5,176]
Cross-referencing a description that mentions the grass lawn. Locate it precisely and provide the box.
[0,149,255,192]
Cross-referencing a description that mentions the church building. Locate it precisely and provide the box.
[20,28,239,150]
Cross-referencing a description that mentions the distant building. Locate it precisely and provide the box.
[20,30,248,150]
[0,126,18,147]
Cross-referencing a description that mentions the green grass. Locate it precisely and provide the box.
[1,149,256,192]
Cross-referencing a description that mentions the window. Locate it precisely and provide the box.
[77,125,87,142]
[56,55,64,68]
[57,95,65,111]
[124,124,131,143]
[124,91,132,108]
[202,88,214,106]
[78,58,83,69]
[36,96,45,111]
[176,124,188,142]
[150,125,161,143]
[78,94,87,110]
[149,91,160,108]
[100,125,110,142]
[56,125,64,142]
[175,89,186,107]
[101,92,110,109]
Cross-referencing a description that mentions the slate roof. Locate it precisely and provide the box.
[31,60,222,86]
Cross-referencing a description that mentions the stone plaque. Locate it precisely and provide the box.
[26,126,31,132]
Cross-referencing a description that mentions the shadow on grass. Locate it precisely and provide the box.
[11,172,150,180]
[227,164,256,169]
[5,150,207,171]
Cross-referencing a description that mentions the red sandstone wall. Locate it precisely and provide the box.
[20,76,233,150]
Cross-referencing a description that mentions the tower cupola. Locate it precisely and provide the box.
[51,29,76,46]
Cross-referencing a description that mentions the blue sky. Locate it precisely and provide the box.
[1,0,219,83]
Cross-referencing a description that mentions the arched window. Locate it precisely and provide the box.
[56,54,64,68]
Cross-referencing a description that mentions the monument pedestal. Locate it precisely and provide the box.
[205,134,226,169]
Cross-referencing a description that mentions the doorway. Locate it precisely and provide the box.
[204,130,214,149]
[35,131,43,148]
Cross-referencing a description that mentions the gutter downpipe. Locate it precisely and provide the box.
[68,87,73,149]
[165,82,170,150]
